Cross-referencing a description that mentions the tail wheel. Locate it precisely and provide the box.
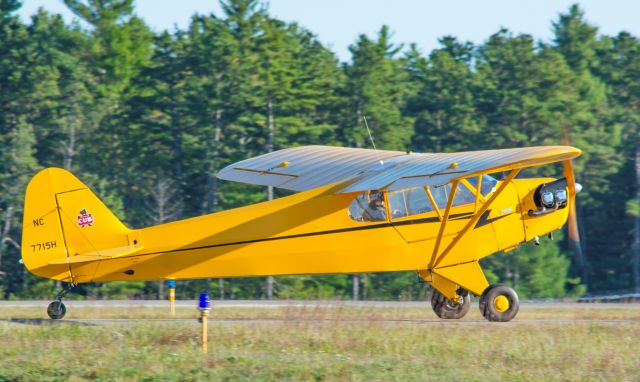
[431,289,471,319]
[47,301,66,320]
[479,284,519,322]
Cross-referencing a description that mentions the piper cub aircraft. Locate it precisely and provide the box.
[22,145,581,321]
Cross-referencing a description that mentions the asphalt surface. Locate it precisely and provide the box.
[3,317,639,327]
[2,299,640,309]
[2,300,639,326]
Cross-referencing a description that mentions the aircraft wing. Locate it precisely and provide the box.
[217,145,581,193]
[216,146,421,191]
[340,146,581,192]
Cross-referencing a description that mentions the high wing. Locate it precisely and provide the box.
[216,145,581,193]
[216,146,419,191]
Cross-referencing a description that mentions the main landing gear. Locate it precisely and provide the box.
[430,284,520,322]
[47,283,76,320]
[479,284,519,322]
[431,289,471,319]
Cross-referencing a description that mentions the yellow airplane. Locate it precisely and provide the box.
[21,145,581,321]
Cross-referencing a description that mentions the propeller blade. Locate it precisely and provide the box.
[567,197,581,244]
[563,160,590,287]
[563,160,586,265]
[563,160,581,243]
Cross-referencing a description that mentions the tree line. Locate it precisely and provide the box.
[1,0,639,300]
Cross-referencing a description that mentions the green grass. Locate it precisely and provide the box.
[0,303,639,381]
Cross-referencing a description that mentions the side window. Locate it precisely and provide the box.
[388,191,408,219]
[429,182,476,209]
[348,190,387,222]
[406,187,434,215]
[388,187,434,219]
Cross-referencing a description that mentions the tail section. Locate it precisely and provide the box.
[22,168,134,283]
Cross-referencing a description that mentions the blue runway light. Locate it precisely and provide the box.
[167,280,175,289]
[199,293,210,310]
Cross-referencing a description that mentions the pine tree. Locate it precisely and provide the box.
[25,9,99,172]
[550,6,627,292]
[552,4,598,73]
[57,0,154,230]
[63,0,153,96]
[341,26,414,150]
[594,32,640,292]
[405,37,478,152]
[472,28,603,295]
[0,0,43,297]
[125,31,191,225]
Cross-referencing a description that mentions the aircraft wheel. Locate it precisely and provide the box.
[478,283,506,313]
[47,301,66,320]
[431,289,471,319]
[479,284,519,322]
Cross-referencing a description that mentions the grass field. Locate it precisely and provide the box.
[1,301,639,381]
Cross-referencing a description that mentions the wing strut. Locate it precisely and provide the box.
[432,169,520,269]
[425,187,443,221]
[428,180,459,269]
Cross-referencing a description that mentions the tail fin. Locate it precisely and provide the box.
[21,168,135,282]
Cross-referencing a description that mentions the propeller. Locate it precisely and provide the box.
[563,160,588,283]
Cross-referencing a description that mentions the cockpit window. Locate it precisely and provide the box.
[388,187,433,219]
[466,175,498,196]
[430,182,476,209]
[347,182,477,223]
[348,190,387,222]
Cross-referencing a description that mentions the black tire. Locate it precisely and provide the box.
[479,284,519,322]
[47,301,66,320]
[431,289,471,319]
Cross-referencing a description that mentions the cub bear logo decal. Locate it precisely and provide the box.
[77,209,94,228]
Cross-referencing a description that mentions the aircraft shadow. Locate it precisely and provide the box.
[2,318,96,326]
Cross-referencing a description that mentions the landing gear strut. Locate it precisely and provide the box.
[479,284,519,322]
[431,289,471,319]
[47,283,76,320]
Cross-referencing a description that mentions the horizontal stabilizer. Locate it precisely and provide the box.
[48,244,143,265]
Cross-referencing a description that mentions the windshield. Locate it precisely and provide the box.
[430,182,476,209]
[466,175,498,196]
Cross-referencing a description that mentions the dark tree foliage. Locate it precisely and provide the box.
[0,1,638,300]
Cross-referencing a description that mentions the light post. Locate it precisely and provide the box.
[199,293,210,353]
[167,279,176,316]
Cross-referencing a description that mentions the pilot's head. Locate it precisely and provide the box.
[369,190,384,208]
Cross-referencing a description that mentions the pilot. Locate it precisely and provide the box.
[363,190,386,221]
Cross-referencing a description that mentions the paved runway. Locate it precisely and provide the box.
[2,299,640,309]
[3,317,639,327]
[2,300,639,326]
